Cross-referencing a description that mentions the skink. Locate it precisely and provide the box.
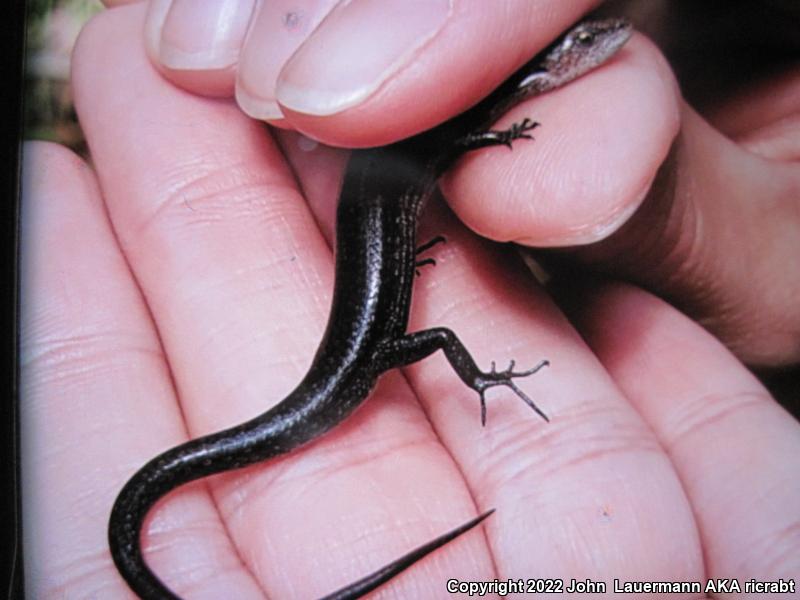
[109,17,632,599]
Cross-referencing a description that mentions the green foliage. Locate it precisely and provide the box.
[25,0,102,155]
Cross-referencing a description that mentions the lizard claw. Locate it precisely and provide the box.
[475,359,549,425]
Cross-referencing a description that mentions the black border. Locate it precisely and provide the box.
[4,4,799,598]
[3,1,27,598]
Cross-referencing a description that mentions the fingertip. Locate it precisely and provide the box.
[22,141,98,222]
[157,0,254,71]
[142,0,255,98]
[442,33,680,247]
[275,0,453,118]
[235,0,340,122]
[23,139,86,176]
[72,3,149,107]
[275,0,603,146]
[142,0,169,67]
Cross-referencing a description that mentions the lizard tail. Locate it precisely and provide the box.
[321,509,496,600]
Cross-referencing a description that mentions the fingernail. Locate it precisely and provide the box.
[235,0,340,121]
[276,0,452,116]
[143,0,172,63]
[156,0,255,70]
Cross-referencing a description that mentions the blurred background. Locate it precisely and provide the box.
[25,0,102,157]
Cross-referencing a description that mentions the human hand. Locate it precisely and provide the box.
[21,1,799,598]
[120,0,800,369]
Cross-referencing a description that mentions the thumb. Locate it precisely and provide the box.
[566,99,800,368]
[442,29,800,368]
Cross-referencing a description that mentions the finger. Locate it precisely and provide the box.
[20,142,263,598]
[235,0,341,122]
[73,5,493,598]
[274,0,604,145]
[396,201,705,582]
[442,33,677,246]
[274,12,700,583]
[442,19,799,367]
[143,0,256,98]
[566,101,800,367]
[712,68,800,158]
[141,0,342,118]
[573,283,800,596]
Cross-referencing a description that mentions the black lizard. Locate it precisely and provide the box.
[109,17,632,599]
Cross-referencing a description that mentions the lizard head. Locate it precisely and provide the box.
[543,18,633,81]
[518,18,633,91]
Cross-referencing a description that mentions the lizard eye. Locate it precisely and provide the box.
[576,31,595,45]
